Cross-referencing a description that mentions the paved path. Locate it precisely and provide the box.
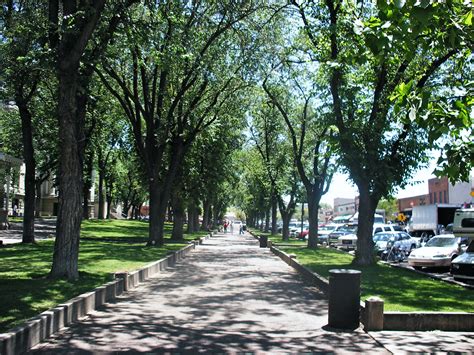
[0,219,55,244]
[29,232,473,353]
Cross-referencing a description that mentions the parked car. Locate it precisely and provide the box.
[450,240,474,282]
[328,225,357,245]
[337,224,403,250]
[407,234,463,270]
[290,223,306,238]
[373,231,418,255]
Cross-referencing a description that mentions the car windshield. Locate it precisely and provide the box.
[425,237,457,247]
[467,241,474,252]
[374,234,391,241]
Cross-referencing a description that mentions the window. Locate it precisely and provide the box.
[434,193,437,203]
[461,218,474,228]
[439,191,442,203]
[444,190,447,203]
[429,193,432,204]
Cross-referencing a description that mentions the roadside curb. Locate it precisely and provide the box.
[0,233,211,355]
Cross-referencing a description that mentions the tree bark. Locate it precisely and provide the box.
[98,151,105,219]
[35,179,42,218]
[201,199,211,231]
[17,101,36,243]
[82,151,93,220]
[281,212,291,241]
[354,184,378,265]
[306,190,321,248]
[50,69,84,280]
[271,191,278,235]
[171,187,185,240]
[264,208,270,232]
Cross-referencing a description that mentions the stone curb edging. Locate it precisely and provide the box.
[269,244,474,332]
[0,234,211,355]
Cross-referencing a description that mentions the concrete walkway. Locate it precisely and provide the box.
[29,232,473,353]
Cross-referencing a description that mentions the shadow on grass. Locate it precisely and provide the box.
[0,221,206,333]
[281,246,474,312]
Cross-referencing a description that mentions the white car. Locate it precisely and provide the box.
[408,234,463,270]
[373,231,418,254]
[337,224,403,250]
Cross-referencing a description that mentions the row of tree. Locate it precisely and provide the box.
[236,0,472,265]
[0,0,471,279]
[0,1,286,280]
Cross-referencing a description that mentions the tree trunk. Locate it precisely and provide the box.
[271,191,277,235]
[35,179,42,218]
[82,151,93,220]
[187,205,194,234]
[50,69,84,280]
[193,204,200,233]
[354,184,378,265]
[167,201,173,222]
[264,208,270,232]
[281,212,291,241]
[146,139,185,245]
[171,190,185,241]
[106,193,112,219]
[306,191,320,249]
[147,177,162,245]
[17,101,36,243]
[98,163,105,219]
[201,199,211,231]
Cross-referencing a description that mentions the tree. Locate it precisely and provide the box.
[97,1,269,246]
[0,1,50,243]
[48,0,137,280]
[248,91,300,240]
[263,71,336,248]
[292,0,472,264]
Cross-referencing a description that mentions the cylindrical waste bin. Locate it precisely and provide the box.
[259,235,268,248]
[328,269,361,329]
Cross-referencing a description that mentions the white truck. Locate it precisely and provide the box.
[408,203,460,238]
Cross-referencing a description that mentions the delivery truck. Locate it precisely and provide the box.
[408,203,460,238]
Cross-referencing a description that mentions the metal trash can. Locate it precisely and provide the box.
[259,235,268,248]
[328,269,361,329]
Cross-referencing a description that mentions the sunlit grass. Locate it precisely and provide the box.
[0,219,207,333]
[281,246,474,312]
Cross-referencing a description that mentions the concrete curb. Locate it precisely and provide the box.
[0,234,210,355]
[270,245,474,332]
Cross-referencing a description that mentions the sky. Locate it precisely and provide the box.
[320,158,440,207]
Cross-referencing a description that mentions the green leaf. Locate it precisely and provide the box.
[463,11,472,26]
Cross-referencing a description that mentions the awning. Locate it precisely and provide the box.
[0,152,22,166]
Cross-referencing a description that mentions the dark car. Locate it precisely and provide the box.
[451,240,474,283]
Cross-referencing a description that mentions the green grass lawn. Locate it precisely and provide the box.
[281,246,474,312]
[0,219,207,333]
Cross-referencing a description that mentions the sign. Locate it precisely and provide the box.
[397,213,407,222]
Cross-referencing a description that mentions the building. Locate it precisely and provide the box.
[333,197,355,217]
[398,176,473,214]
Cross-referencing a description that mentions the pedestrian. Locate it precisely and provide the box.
[13,204,18,217]
[239,224,244,235]
[224,220,228,233]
